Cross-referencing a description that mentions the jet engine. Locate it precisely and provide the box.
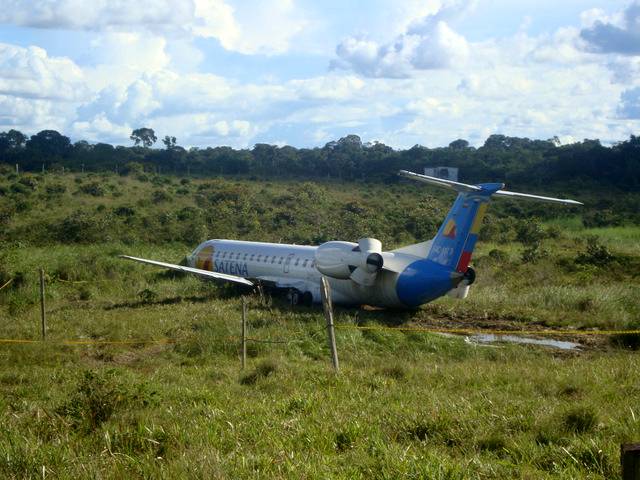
[448,267,476,299]
[315,238,400,286]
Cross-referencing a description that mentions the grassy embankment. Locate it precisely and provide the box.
[0,172,639,478]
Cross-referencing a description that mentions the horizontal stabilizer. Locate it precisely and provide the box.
[399,170,481,192]
[492,189,583,205]
[399,170,582,205]
[120,255,254,286]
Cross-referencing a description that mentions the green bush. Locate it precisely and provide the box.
[79,181,105,197]
[575,236,614,266]
[56,370,157,431]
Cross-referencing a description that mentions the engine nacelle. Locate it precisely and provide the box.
[315,239,384,282]
[315,241,359,279]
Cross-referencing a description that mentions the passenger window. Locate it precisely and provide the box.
[302,259,308,267]
[271,257,276,264]
[264,256,268,263]
[222,252,227,258]
[243,253,248,260]
[294,258,299,266]
[257,255,262,262]
[278,257,283,264]
[250,254,255,261]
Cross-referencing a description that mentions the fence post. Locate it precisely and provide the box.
[320,277,339,372]
[622,443,640,480]
[241,297,247,369]
[39,268,46,340]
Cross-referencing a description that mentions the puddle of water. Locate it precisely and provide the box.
[467,334,580,350]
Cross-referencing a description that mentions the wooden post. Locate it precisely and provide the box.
[622,444,640,480]
[320,277,339,372]
[257,281,265,305]
[39,268,46,340]
[241,297,247,369]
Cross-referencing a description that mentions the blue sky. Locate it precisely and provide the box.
[0,0,638,149]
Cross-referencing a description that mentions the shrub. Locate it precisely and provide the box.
[56,211,108,243]
[56,370,157,431]
[152,189,171,203]
[515,219,546,246]
[79,181,105,197]
[18,176,38,189]
[138,288,158,303]
[575,236,614,266]
[582,210,623,228]
[521,243,547,263]
[488,248,509,262]
[45,183,67,195]
[114,206,136,217]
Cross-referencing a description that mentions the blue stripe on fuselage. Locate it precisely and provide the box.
[395,259,456,308]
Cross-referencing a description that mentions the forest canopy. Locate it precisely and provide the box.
[1,129,638,190]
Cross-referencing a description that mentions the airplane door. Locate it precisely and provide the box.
[283,253,294,274]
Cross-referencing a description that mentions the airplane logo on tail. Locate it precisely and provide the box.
[443,219,456,239]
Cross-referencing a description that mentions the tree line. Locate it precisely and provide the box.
[1,128,638,189]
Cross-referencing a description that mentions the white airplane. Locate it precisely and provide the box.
[121,171,581,308]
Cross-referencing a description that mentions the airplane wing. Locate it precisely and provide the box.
[119,255,254,286]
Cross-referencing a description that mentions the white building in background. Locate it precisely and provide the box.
[424,166,459,182]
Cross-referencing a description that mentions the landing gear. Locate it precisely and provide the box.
[301,291,313,306]
[287,289,313,306]
[290,289,300,306]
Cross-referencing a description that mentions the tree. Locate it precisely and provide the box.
[0,129,27,151]
[449,139,469,150]
[162,135,177,150]
[130,128,157,148]
[26,130,71,157]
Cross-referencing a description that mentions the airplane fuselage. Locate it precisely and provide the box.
[187,239,457,308]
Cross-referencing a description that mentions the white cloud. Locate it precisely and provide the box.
[70,113,131,144]
[194,0,308,55]
[0,0,309,56]
[618,86,640,118]
[332,1,472,78]
[580,1,640,55]
[0,43,85,100]
[0,0,195,31]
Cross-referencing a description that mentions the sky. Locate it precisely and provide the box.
[0,0,639,149]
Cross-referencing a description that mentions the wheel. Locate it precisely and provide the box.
[290,290,300,305]
[302,291,313,306]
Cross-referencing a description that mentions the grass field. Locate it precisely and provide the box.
[1,173,640,478]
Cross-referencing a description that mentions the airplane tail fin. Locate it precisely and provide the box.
[399,170,582,273]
